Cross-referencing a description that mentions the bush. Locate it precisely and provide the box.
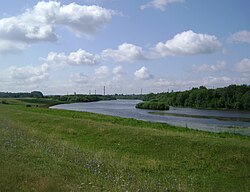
[136,102,169,110]
[30,91,44,98]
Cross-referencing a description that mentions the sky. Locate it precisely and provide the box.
[0,0,249,95]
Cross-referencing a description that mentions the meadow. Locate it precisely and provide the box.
[0,99,249,191]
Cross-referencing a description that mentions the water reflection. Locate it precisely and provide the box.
[51,99,250,136]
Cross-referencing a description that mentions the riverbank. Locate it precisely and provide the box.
[0,95,115,108]
[141,85,250,111]
[0,101,249,191]
[150,111,250,122]
[51,99,250,136]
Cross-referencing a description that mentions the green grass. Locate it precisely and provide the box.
[0,98,63,107]
[0,101,250,191]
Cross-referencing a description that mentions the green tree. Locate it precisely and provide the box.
[30,91,44,98]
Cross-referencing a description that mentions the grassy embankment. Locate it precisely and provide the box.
[0,98,249,191]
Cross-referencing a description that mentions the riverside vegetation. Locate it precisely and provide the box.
[141,84,250,111]
[0,98,249,191]
[0,91,115,105]
[136,101,170,110]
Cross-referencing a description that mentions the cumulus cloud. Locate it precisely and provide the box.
[193,61,226,72]
[134,66,154,80]
[228,30,250,44]
[8,63,49,83]
[55,3,115,36]
[235,58,250,73]
[112,66,123,81]
[0,1,115,54]
[0,13,57,53]
[95,65,110,78]
[41,30,221,64]
[0,40,28,54]
[102,43,147,63]
[152,30,221,57]
[140,0,184,11]
[45,49,100,67]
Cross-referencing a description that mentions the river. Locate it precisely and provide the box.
[50,99,250,136]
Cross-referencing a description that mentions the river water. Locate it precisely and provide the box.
[51,99,250,136]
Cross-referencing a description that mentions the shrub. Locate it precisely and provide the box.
[136,102,169,110]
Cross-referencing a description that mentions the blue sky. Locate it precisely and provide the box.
[0,0,249,95]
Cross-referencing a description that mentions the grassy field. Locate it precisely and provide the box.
[0,99,249,191]
[0,98,63,107]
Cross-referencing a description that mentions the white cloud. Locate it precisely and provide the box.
[235,58,250,73]
[42,31,221,65]
[203,76,233,86]
[71,73,90,83]
[141,0,184,11]
[152,30,222,57]
[0,1,115,54]
[46,49,100,67]
[112,65,123,81]
[55,3,115,36]
[154,78,172,86]
[193,61,226,72]
[0,40,28,54]
[134,66,154,80]
[228,30,250,44]
[102,43,146,63]
[8,63,49,83]
[95,65,110,78]
[153,76,234,91]
[0,15,57,42]
[0,15,56,54]
[154,78,197,88]
[69,66,124,92]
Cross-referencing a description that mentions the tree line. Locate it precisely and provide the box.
[0,91,44,98]
[1,85,249,110]
[142,85,250,110]
[48,94,115,103]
